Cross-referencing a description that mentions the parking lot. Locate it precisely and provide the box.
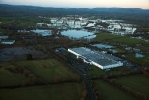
[0,47,44,61]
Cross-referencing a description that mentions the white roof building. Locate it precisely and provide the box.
[0,36,8,39]
[1,40,15,44]
[68,47,123,69]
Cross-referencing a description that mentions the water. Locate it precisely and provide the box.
[84,35,96,39]
[109,49,118,53]
[135,53,144,58]
[61,30,95,39]
[92,44,114,49]
[32,29,52,36]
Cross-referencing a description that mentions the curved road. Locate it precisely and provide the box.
[47,49,94,100]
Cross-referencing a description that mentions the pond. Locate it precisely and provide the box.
[61,30,95,39]
[109,49,118,53]
[92,44,114,49]
[135,53,144,58]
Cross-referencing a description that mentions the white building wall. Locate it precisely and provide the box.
[68,48,123,70]
[1,40,15,44]
[103,61,123,69]
[91,61,104,69]
[68,49,80,58]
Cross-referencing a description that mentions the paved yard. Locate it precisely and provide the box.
[0,47,44,61]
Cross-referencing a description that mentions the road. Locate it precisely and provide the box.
[47,49,94,100]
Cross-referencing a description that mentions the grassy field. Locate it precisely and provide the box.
[0,16,51,27]
[124,54,148,64]
[87,65,106,75]
[88,65,131,76]
[115,48,126,53]
[14,40,22,45]
[94,80,138,100]
[95,33,121,40]
[0,62,25,86]
[137,46,149,52]
[109,66,132,74]
[95,33,149,46]
[110,36,149,45]
[116,74,149,98]
[0,28,8,34]
[15,59,78,82]
[0,83,83,100]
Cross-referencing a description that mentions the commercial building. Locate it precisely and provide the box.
[1,40,15,44]
[0,36,9,41]
[68,47,123,69]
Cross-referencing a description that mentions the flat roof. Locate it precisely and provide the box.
[69,47,122,67]
[1,40,15,42]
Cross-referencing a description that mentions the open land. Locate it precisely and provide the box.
[15,59,78,82]
[0,83,83,100]
[94,80,138,100]
[0,5,149,100]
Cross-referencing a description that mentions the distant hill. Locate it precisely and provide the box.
[0,4,149,25]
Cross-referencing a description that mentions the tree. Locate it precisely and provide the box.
[54,77,59,83]
[23,70,31,77]
[26,53,32,60]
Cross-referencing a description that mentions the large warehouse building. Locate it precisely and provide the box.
[68,47,123,69]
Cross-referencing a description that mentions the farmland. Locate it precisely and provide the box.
[15,59,78,82]
[95,33,149,46]
[117,74,149,98]
[0,62,25,86]
[0,4,149,100]
[0,59,83,100]
[94,80,138,100]
[0,83,83,100]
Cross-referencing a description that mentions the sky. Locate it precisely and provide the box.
[0,0,149,9]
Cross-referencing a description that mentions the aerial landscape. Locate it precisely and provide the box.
[0,0,149,100]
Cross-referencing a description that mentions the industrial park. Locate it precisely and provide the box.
[0,3,149,100]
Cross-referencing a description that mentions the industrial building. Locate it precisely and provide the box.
[1,40,15,44]
[68,47,123,69]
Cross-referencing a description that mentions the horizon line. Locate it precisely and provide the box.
[1,3,149,10]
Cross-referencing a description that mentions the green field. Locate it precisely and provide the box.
[124,54,148,64]
[95,33,121,40]
[115,48,126,53]
[95,33,149,46]
[15,59,78,82]
[14,40,21,45]
[0,83,83,100]
[117,74,149,98]
[110,37,149,45]
[137,46,149,52]
[87,65,106,75]
[0,28,8,34]
[0,62,25,86]
[109,66,132,74]
[0,16,51,27]
[94,80,138,100]
[88,65,131,76]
